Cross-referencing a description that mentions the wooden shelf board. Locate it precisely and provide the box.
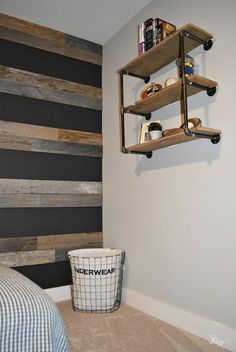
[127,127,221,153]
[118,23,213,77]
[125,75,217,114]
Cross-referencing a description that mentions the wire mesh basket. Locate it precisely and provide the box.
[67,248,125,313]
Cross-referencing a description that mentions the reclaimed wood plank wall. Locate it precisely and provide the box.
[0,13,103,288]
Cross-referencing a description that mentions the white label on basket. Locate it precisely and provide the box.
[75,267,115,275]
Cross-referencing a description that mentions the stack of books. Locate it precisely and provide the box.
[138,18,176,55]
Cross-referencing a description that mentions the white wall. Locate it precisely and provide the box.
[103,0,236,347]
[0,0,152,44]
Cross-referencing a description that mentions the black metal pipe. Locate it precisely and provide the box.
[179,32,219,142]
[179,32,192,136]
[119,72,154,156]
[186,79,208,91]
[124,108,151,119]
[182,30,211,47]
[186,80,217,97]
[121,70,150,83]
[119,72,127,152]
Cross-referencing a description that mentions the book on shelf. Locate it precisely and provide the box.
[138,18,176,55]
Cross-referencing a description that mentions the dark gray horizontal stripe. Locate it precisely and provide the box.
[0,93,102,133]
[0,13,102,65]
[0,207,102,237]
[0,39,101,88]
[15,261,71,289]
[0,150,102,181]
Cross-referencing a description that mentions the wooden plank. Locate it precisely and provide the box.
[0,232,103,266]
[0,13,102,65]
[55,248,68,262]
[127,127,221,153]
[0,232,102,253]
[118,23,213,76]
[0,120,102,146]
[0,65,102,110]
[126,75,218,114]
[0,134,32,152]
[58,129,102,146]
[0,120,58,140]
[0,236,37,252]
[0,194,102,208]
[31,138,102,157]
[37,232,103,250]
[0,134,102,157]
[0,249,55,267]
[0,179,102,207]
[0,179,102,194]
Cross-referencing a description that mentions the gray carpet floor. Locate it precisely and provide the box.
[57,300,230,352]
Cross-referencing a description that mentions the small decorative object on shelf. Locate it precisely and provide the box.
[162,127,182,137]
[163,118,202,137]
[165,77,177,87]
[138,22,145,55]
[176,54,195,78]
[148,122,163,140]
[138,17,176,55]
[180,117,202,129]
[140,82,162,99]
[140,120,162,143]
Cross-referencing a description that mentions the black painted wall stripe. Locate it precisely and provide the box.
[0,150,102,181]
[0,39,102,88]
[0,93,102,133]
[15,261,71,289]
[0,207,102,237]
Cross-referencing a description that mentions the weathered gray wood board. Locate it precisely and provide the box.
[0,134,102,157]
[0,65,102,110]
[0,179,102,194]
[0,232,103,266]
[0,13,102,65]
[0,250,55,267]
[0,120,102,157]
[0,179,102,207]
[37,232,103,250]
[0,194,102,207]
[0,120,102,145]
[0,232,103,252]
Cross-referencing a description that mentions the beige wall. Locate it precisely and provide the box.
[103,0,236,333]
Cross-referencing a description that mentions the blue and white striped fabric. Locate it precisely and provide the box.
[0,264,70,352]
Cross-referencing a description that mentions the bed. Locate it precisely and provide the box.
[0,264,70,352]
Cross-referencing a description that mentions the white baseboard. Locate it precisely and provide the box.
[44,285,71,302]
[122,288,236,351]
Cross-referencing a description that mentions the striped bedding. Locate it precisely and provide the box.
[0,264,70,352]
